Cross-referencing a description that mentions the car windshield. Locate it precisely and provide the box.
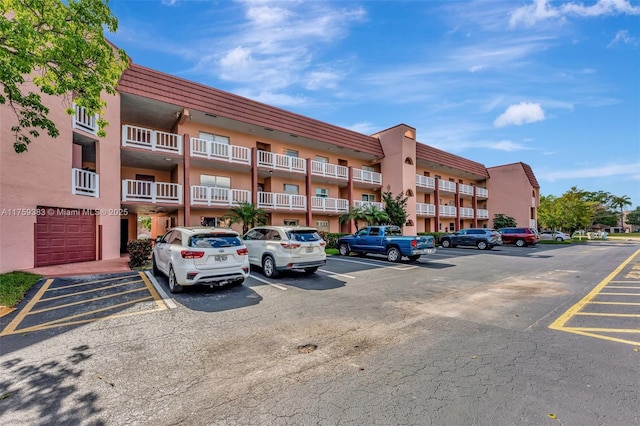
[288,230,321,242]
[189,234,242,248]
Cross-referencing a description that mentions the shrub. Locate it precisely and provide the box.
[127,239,153,268]
[318,231,350,249]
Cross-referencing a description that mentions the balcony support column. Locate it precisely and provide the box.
[472,194,478,228]
[183,133,190,226]
[455,190,460,231]
[347,167,354,233]
[305,158,312,227]
[251,148,258,209]
[434,179,440,232]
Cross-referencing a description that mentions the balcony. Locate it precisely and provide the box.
[311,197,349,213]
[191,186,251,207]
[190,138,251,165]
[257,192,306,211]
[476,187,488,199]
[416,203,435,216]
[352,168,382,185]
[439,205,457,217]
[460,207,474,218]
[459,184,474,198]
[477,209,489,219]
[416,175,435,192]
[122,125,182,154]
[310,161,348,180]
[353,200,384,210]
[72,105,98,135]
[438,181,457,193]
[122,180,182,204]
[72,168,99,198]
[257,151,305,173]
[530,219,537,229]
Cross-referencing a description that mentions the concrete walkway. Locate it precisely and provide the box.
[21,255,133,278]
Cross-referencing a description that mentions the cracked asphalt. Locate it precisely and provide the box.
[1,242,639,425]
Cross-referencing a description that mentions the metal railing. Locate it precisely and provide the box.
[416,203,435,216]
[352,168,382,185]
[459,207,474,218]
[190,138,251,165]
[459,184,474,197]
[72,168,99,198]
[257,151,306,173]
[257,192,306,210]
[438,180,457,193]
[476,187,488,198]
[311,197,349,213]
[190,186,251,206]
[122,125,182,154]
[72,104,98,135]
[439,205,457,217]
[416,175,435,190]
[477,209,489,219]
[310,161,348,180]
[122,180,182,204]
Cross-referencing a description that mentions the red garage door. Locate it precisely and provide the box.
[36,207,96,267]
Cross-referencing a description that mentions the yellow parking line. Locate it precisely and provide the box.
[139,271,166,310]
[590,301,640,306]
[598,292,640,296]
[39,280,144,301]
[1,279,53,336]
[29,287,150,314]
[50,274,140,290]
[575,312,640,318]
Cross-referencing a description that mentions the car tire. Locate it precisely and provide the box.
[387,246,402,263]
[262,255,279,278]
[477,240,488,250]
[338,243,350,256]
[168,266,183,294]
[441,239,451,248]
[152,255,160,276]
[555,237,563,242]
[515,239,526,247]
[304,267,319,274]
[408,255,420,262]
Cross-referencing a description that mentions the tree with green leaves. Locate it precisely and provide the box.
[361,203,389,226]
[1,0,128,153]
[382,187,408,228]
[224,202,268,235]
[492,213,517,229]
[626,207,640,229]
[339,206,367,231]
[610,195,632,229]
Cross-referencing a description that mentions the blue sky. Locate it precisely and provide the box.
[107,0,640,208]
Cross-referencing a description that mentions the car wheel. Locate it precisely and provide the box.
[408,255,420,262]
[441,239,451,248]
[387,246,402,263]
[151,255,160,275]
[477,240,488,250]
[262,255,279,278]
[556,237,563,242]
[304,267,319,274]
[168,266,183,294]
[515,239,526,247]
[338,243,350,256]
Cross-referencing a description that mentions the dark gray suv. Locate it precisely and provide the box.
[438,228,503,250]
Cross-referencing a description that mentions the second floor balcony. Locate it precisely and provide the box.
[476,187,488,199]
[257,192,306,211]
[72,105,98,135]
[459,184,474,198]
[477,209,489,219]
[72,168,99,198]
[439,205,457,217]
[352,168,382,186]
[416,203,435,216]
[416,175,435,192]
[122,179,182,204]
[257,151,306,174]
[353,200,384,210]
[459,207,474,218]
[191,186,251,207]
[310,161,348,181]
[439,180,457,193]
[122,125,182,155]
[311,197,349,213]
[190,138,251,165]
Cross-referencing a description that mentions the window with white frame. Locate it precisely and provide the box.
[284,219,299,226]
[199,132,229,145]
[200,175,231,188]
[283,149,298,157]
[316,220,329,231]
[316,188,329,198]
[361,165,375,172]
[362,194,376,202]
[283,184,299,194]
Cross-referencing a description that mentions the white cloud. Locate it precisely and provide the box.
[494,102,545,127]
[608,30,637,47]
[540,162,640,181]
[510,0,640,28]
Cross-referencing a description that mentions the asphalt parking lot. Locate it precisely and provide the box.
[1,242,639,425]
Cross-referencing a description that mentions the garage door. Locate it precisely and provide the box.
[36,207,96,266]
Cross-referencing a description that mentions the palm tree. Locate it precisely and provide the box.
[610,195,632,231]
[339,206,367,231]
[362,204,389,225]
[224,202,268,234]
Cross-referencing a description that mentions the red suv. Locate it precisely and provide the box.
[498,227,540,247]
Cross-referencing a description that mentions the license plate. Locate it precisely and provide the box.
[214,255,227,262]
[305,247,314,253]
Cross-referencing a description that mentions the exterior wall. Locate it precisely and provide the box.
[487,164,538,229]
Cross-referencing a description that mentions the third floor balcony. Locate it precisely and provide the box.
[257,151,306,174]
[459,207,474,218]
[122,179,182,204]
[416,203,436,216]
[458,184,474,198]
[352,168,382,187]
[311,197,349,213]
[415,175,435,193]
[438,180,457,194]
[191,186,251,207]
[122,125,182,155]
[190,138,251,166]
[310,160,348,182]
[257,192,306,211]
[439,205,457,217]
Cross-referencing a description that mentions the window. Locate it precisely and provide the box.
[199,132,229,144]
[200,217,230,227]
[315,155,329,163]
[362,165,375,172]
[201,175,230,188]
[316,188,329,198]
[449,223,455,231]
[316,220,329,231]
[283,149,299,157]
[284,219,299,226]
[362,194,376,202]
[284,184,299,194]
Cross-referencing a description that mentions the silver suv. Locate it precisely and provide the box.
[242,226,327,278]
[438,228,502,250]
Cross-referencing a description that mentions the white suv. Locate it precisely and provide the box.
[242,226,326,278]
[152,227,250,293]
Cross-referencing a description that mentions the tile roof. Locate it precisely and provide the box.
[118,64,384,157]
[416,143,489,178]
[487,162,540,188]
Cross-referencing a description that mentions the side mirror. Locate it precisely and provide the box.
[155,236,164,243]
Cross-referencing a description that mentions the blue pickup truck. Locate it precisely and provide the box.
[337,225,436,262]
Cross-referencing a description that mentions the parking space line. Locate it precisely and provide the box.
[249,274,288,290]
[389,266,418,271]
[29,287,150,314]
[329,257,394,268]
[318,269,355,279]
[39,280,144,302]
[143,271,177,309]
[2,279,54,336]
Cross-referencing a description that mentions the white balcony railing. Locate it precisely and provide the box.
[122,125,182,154]
[191,186,251,206]
[459,184,474,197]
[353,168,382,185]
[257,192,306,210]
[72,104,98,135]
[532,197,537,207]
[416,203,436,216]
[353,200,384,210]
[190,138,251,165]
[477,209,489,219]
[476,187,488,198]
[310,161,348,180]
[460,207,474,218]
[530,219,537,229]
[439,205,457,217]
[311,197,349,213]
[416,175,435,190]
[257,151,306,173]
[72,168,99,198]
[438,180,457,193]
[122,180,182,204]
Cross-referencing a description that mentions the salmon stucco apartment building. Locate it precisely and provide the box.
[0,62,540,273]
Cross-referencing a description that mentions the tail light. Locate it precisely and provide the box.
[411,240,417,248]
[237,247,249,255]
[280,242,301,249]
[181,250,204,259]
[320,241,326,247]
